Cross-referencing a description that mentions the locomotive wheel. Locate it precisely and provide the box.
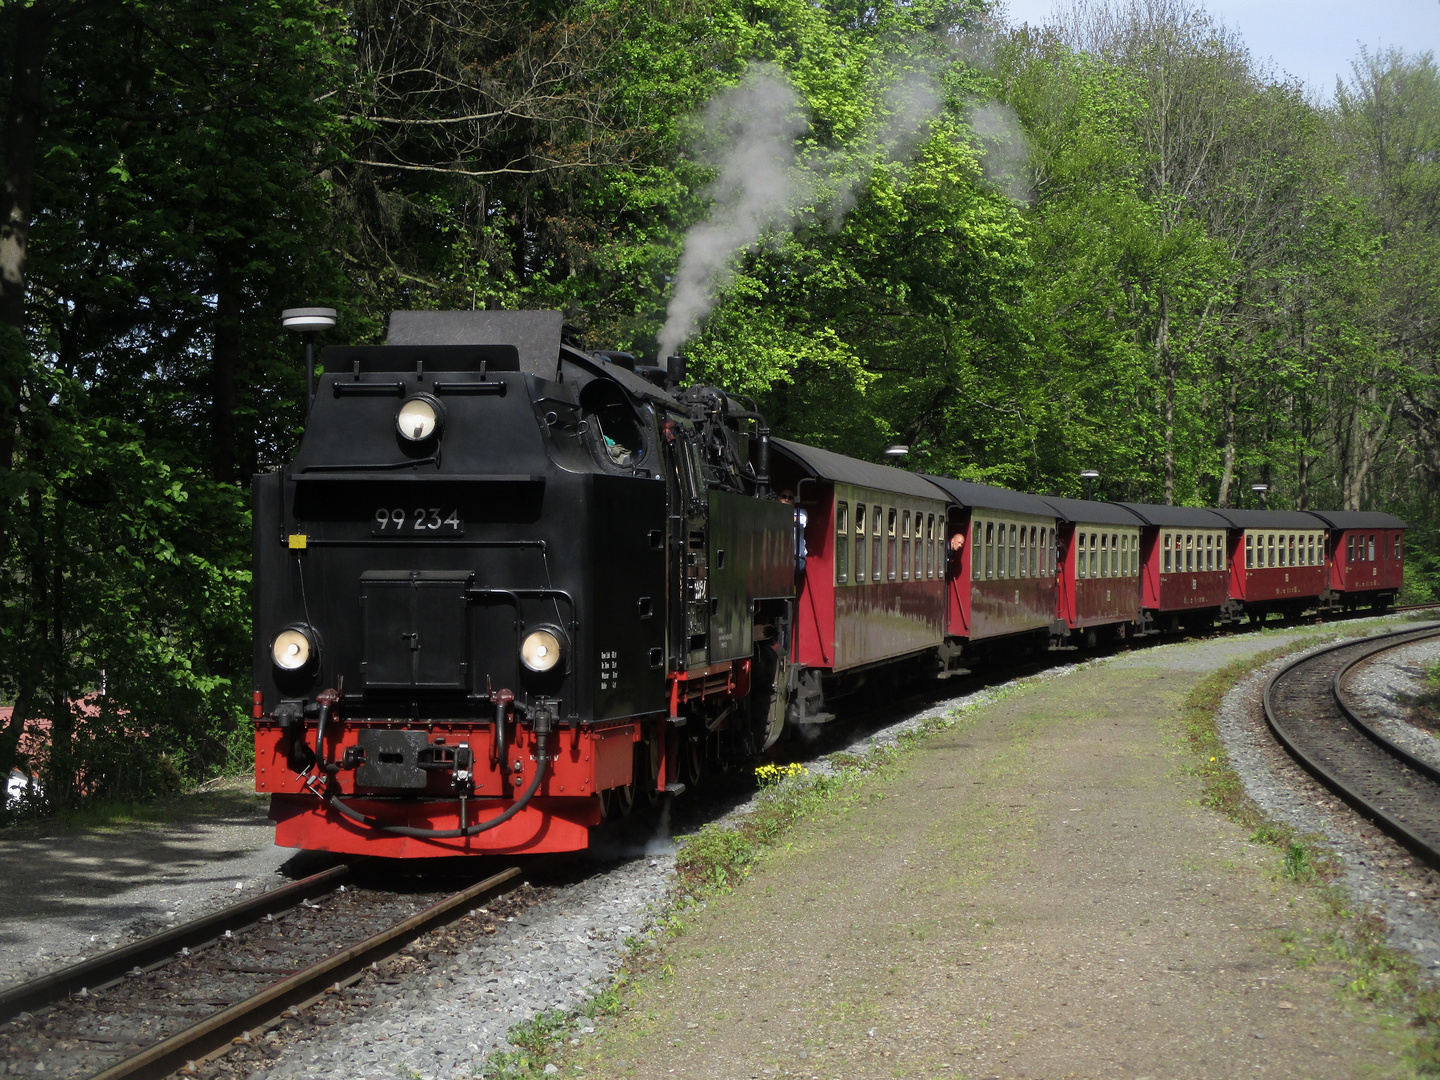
[682,730,706,789]
[612,775,637,818]
[641,738,662,806]
[748,640,789,753]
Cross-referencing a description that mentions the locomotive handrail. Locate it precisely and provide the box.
[292,470,545,483]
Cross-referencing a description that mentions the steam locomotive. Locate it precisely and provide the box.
[252,311,796,857]
[251,310,1406,859]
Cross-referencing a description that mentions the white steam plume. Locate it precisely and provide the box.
[656,65,808,360]
[969,100,1034,205]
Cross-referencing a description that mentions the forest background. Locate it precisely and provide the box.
[1,0,1436,810]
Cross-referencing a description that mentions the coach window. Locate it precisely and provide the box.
[1006,524,1015,578]
[1218,539,1225,571]
[900,511,910,580]
[1368,534,1376,561]
[984,521,994,579]
[885,509,896,580]
[1395,534,1403,560]
[1098,533,1108,577]
[870,506,882,583]
[1346,535,1354,563]
[972,522,982,580]
[1245,533,1253,567]
[835,503,849,584]
[1161,532,1170,573]
[855,504,867,583]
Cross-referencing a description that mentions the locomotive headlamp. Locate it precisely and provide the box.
[396,395,444,442]
[271,626,317,672]
[521,628,563,673]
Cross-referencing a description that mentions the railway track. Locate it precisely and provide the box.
[1264,622,1440,867]
[0,862,525,1080]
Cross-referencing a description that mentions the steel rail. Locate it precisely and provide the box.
[0,863,352,1022]
[1263,622,1440,868]
[85,864,522,1080]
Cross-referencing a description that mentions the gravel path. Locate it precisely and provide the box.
[1217,626,1440,976]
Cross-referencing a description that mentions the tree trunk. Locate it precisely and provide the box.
[44,488,72,807]
[211,255,241,483]
[1158,290,1175,504]
[1217,367,1237,507]
[0,1,52,470]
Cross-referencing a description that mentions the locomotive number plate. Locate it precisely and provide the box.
[372,507,464,536]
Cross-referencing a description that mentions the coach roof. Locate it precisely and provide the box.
[772,440,948,502]
[1037,495,1146,527]
[922,474,1058,518]
[1208,508,1330,530]
[1299,510,1408,530]
[1113,502,1233,529]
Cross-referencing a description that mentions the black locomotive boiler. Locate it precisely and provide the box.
[252,311,797,857]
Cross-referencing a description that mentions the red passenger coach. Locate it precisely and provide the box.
[1039,497,1144,645]
[1210,509,1329,621]
[1115,503,1233,632]
[922,476,1059,655]
[1303,510,1406,611]
[771,441,949,720]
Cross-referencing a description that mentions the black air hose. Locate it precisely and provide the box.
[325,734,550,839]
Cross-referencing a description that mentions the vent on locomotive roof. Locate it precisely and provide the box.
[386,310,563,379]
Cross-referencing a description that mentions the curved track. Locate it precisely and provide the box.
[0,864,522,1080]
[1264,623,1440,867]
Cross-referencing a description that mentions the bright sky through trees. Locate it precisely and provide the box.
[998,0,1439,94]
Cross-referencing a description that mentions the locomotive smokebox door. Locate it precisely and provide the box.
[361,571,472,689]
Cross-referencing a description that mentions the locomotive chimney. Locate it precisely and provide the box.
[666,354,687,388]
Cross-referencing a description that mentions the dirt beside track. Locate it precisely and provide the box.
[0,781,318,986]
[578,630,1420,1080]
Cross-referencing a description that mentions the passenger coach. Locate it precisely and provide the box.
[1038,496,1144,645]
[921,475,1060,659]
[1115,503,1233,632]
[1210,508,1329,622]
[771,440,949,721]
[1303,510,1405,612]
